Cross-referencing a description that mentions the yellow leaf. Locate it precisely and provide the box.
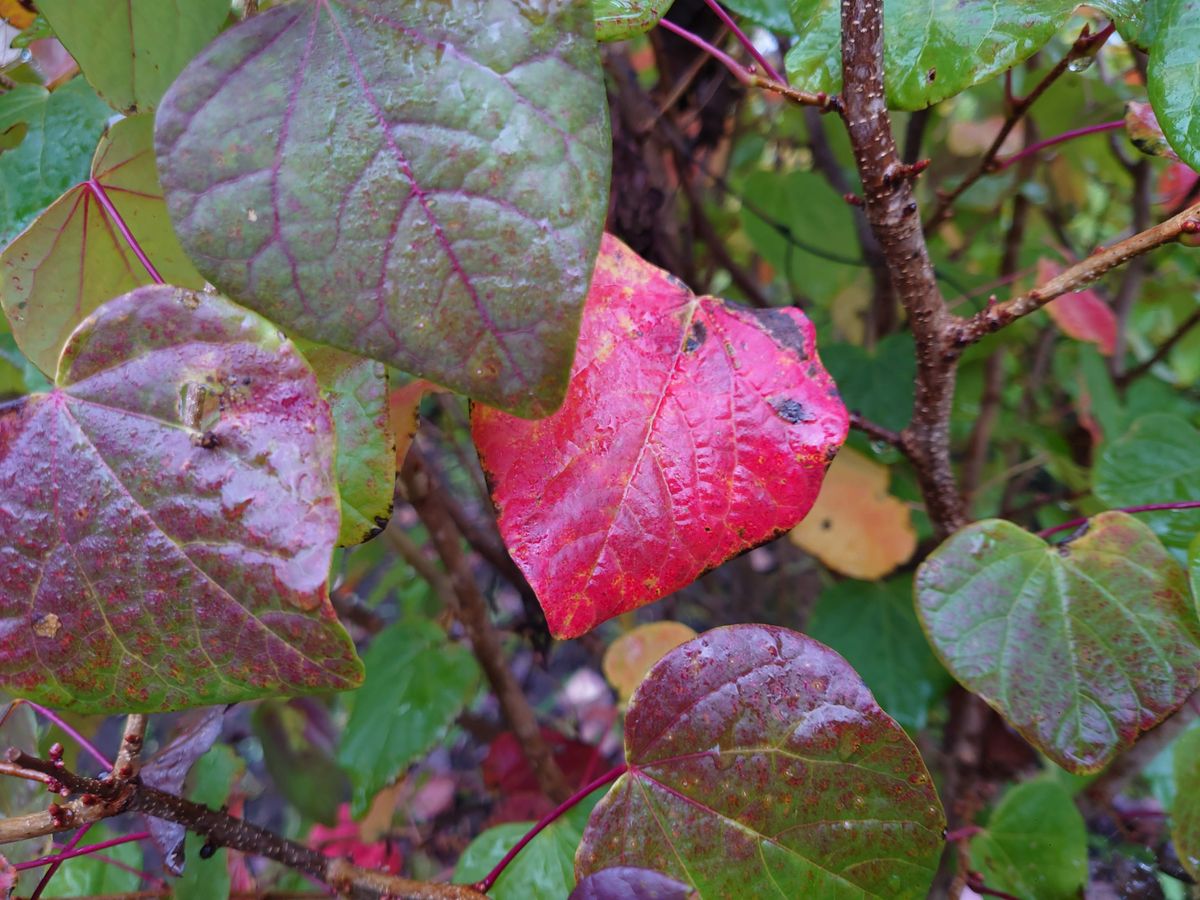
[789,447,916,580]
[602,621,697,703]
[0,0,36,29]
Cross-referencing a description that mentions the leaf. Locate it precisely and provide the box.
[155,0,611,417]
[594,0,674,41]
[36,0,229,113]
[1126,100,1182,161]
[140,707,228,875]
[819,333,915,434]
[301,345,395,547]
[1147,0,1200,173]
[484,728,604,823]
[337,618,480,817]
[720,0,791,31]
[253,700,349,825]
[455,799,598,899]
[0,1,37,29]
[789,447,916,580]
[1036,259,1118,356]
[175,745,243,900]
[1094,413,1200,550]
[0,79,110,245]
[602,621,697,703]
[785,0,1080,111]
[40,823,143,897]
[570,867,694,900]
[472,235,848,638]
[0,286,363,712]
[1190,533,1200,614]
[576,625,946,898]
[968,780,1088,899]
[1,114,205,376]
[807,576,953,730]
[1172,727,1200,881]
[309,803,404,873]
[915,513,1200,772]
[388,378,434,469]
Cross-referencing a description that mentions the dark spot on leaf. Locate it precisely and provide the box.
[684,321,707,353]
[198,841,217,860]
[195,431,220,450]
[927,67,937,82]
[821,519,832,531]
[771,398,809,424]
[752,308,808,358]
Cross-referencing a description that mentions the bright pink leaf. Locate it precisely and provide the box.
[1036,259,1118,356]
[472,235,848,638]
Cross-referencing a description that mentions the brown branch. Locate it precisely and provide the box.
[399,449,572,803]
[112,715,148,781]
[924,22,1115,232]
[848,412,904,449]
[839,0,967,535]
[1,750,481,900]
[954,200,1200,346]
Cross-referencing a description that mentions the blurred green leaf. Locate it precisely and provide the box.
[175,745,243,900]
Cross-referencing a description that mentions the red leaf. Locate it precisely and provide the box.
[483,727,604,823]
[309,803,402,874]
[1157,162,1200,209]
[1036,259,1118,356]
[472,235,848,638]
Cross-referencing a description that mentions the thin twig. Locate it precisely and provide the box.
[848,412,904,449]
[1037,500,1200,539]
[990,119,1124,172]
[702,0,783,83]
[1116,305,1200,386]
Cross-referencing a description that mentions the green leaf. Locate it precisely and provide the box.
[968,781,1088,899]
[156,0,611,417]
[40,823,143,897]
[1172,727,1200,882]
[1,114,205,376]
[576,625,946,898]
[176,745,243,900]
[819,333,916,434]
[785,0,1081,110]
[454,798,598,899]
[338,617,480,817]
[253,700,349,826]
[1147,0,1200,173]
[36,0,229,113]
[301,345,394,547]
[0,79,110,245]
[916,513,1200,772]
[0,286,363,712]
[807,575,952,730]
[722,0,792,31]
[1190,533,1200,613]
[1094,413,1200,551]
[594,0,674,41]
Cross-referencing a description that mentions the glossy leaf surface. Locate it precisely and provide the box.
[156,0,611,416]
[0,286,362,712]
[1148,0,1200,172]
[594,0,674,41]
[576,625,946,898]
[807,577,952,730]
[570,867,693,900]
[602,621,697,703]
[337,618,480,817]
[786,0,1078,110]
[1172,727,1200,881]
[473,235,848,638]
[916,513,1200,771]
[1094,413,1200,550]
[302,346,394,547]
[789,447,916,580]
[1,114,205,376]
[0,79,110,245]
[968,781,1088,899]
[36,0,229,113]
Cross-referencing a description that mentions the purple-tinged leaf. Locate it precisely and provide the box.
[0,286,363,712]
[916,513,1200,772]
[155,0,611,417]
[570,867,694,900]
[576,625,946,898]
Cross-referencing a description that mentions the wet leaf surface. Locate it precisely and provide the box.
[36,0,229,113]
[916,513,1200,771]
[1,114,205,375]
[472,235,847,638]
[1148,0,1200,172]
[156,0,610,416]
[593,0,675,41]
[0,286,362,712]
[576,625,946,898]
[570,866,694,899]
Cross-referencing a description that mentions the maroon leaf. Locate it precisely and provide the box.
[472,235,848,638]
[0,286,362,712]
[576,625,945,898]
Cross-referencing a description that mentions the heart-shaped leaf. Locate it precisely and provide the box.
[1147,0,1200,173]
[472,235,848,638]
[2,114,205,376]
[576,625,946,898]
[916,513,1200,772]
[0,286,362,712]
[156,0,611,417]
[36,0,229,113]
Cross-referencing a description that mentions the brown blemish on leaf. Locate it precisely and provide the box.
[684,321,707,353]
[33,613,62,639]
[770,398,810,424]
[180,291,201,310]
[751,308,808,358]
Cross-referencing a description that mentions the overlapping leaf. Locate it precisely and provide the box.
[1036,259,1118,356]
[576,625,946,898]
[1172,727,1200,881]
[1147,0,1200,172]
[594,0,674,41]
[602,621,697,703]
[0,286,362,712]
[472,235,848,638]
[156,0,611,416]
[1,114,205,376]
[0,79,109,245]
[36,0,229,113]
[570,868,693,900]
[916,513,1200,772]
